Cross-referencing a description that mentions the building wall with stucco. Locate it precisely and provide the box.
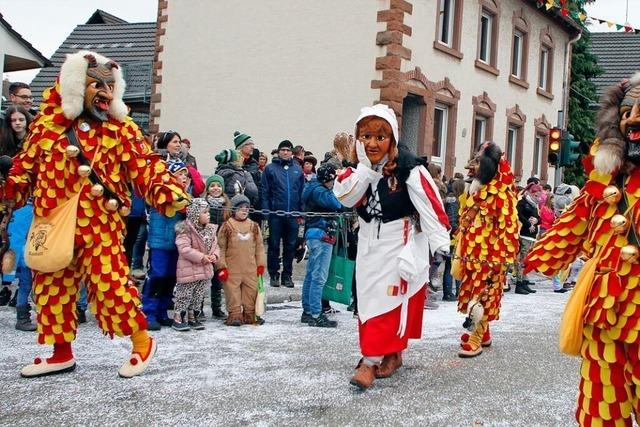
[153,0,577,183]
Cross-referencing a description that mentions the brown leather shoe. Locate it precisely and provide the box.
[350,363,377,390]
[376,352,403,378]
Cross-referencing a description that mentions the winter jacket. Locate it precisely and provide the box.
[175,221,219,284]
[216,163,259,206]
[4,201,33,281]
[217,218,266,273]
[147,207,184,250]
[444,195,460,234]
[302,179,342,240]
[539,205,555,230]
[517,196,540,238]
[261,157,304,213]
[130,193,146,218]
[188,165,205,197]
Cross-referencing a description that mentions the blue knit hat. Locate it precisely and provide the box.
[167,158,187,175]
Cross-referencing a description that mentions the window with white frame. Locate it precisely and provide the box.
[539,47,550,90]
[533,134,544,177]
[478,12,493,63]
[511,30,524,78]
[432,105,448,165]
[506,125,518,165]
[438,0,455,46]
[474,116,487,149]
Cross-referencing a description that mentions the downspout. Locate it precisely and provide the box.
[555,29,582,187]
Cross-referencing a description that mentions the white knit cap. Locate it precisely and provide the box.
[354,103,399,143]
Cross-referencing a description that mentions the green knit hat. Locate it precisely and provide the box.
[215,148,239,165]
[205,174,225,193]
[233,130,253,149]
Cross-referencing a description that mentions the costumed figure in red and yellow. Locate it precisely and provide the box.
[453,141,520,358]
[524,72,640,426]
[0,51,189,378]
[333,104,451,390]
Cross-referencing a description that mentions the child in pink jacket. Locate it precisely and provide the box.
[173,198,220,331]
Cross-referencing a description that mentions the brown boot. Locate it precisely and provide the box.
[376,352,403,378]
[243,311,257,325]
[225,313,243,327]
[350,360,377,390]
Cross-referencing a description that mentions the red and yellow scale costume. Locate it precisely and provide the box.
[4,83,187,346]
[525,140,640,427]
[455,158,520,354]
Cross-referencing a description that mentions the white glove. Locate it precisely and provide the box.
[355,140,372,169]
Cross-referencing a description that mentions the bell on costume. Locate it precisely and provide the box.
[602,186,622,205]
[78,165,91,177]
[65,145,80,158]
[620,245,639,264]
[610,214,628,235]
[105,199,119,212]
[119,206,131,216]
[91,184,104,197]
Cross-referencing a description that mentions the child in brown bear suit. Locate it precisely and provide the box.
[217,194,266,326]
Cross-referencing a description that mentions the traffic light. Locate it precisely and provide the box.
[548,127,561,166]
[560,132,581,167]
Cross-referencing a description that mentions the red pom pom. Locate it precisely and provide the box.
[34,357,42,365]
[130,357,138,366]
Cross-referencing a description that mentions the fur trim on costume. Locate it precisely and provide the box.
[59,50,127,121]
[593,73,640,174]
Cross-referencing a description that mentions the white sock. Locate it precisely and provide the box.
[363,356,383,366]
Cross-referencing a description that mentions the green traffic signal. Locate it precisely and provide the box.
[560,132,581,167]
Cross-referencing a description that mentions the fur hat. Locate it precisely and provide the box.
[234,131,252,149]
[205,174,225,191]
[594,72,640,173]
[230,194,250,209]
[303,155,317,167]
[58,50,127,121]
[215,149,239,165]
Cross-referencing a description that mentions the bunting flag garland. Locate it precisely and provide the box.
[535,0,640,34]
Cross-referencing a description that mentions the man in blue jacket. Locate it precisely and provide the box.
[261,140,304,287]
[301,164,342,327]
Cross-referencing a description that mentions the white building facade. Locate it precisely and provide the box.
[152,0,579,183]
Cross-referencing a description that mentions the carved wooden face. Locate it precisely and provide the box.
[357,116,393,165]
[620,85,640,165]
[83,64,115,122]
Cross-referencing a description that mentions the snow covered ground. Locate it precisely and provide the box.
[0,276,582,426]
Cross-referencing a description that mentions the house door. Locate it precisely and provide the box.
[401,94,424,156]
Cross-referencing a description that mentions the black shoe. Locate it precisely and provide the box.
[301,312,313,323]
[554,288,569,293]
[211,307,226,319]
[188,320,205,330]
[503,284,512,292]
[308,313,337,328]
[442,294,457,302]
[322,306,340,314]
[77,309,87,324]
[281,276,294,288]
[255,316,266,325]
[347,302,355,312]
[270,274,280,287]
[521,282,537,293]
[515,283,530,295]
[0,286,11,306]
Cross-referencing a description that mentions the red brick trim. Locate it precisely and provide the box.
[533,114,551,182]
[149,0,169,134]
[470,91,496,157]
[506,104,527,181]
